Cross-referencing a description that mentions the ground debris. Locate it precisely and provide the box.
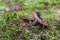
[20,10,52,28]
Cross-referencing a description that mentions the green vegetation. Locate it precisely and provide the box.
[0,0,60,40]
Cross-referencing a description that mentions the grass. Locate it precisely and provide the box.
[0,0,60,40]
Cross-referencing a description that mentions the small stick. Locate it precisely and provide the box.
[32,19,37,26]
[43,30,52,38]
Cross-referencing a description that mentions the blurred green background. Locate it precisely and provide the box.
[0,0,60,40]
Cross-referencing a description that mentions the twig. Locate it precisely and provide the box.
[43,30,52,38]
